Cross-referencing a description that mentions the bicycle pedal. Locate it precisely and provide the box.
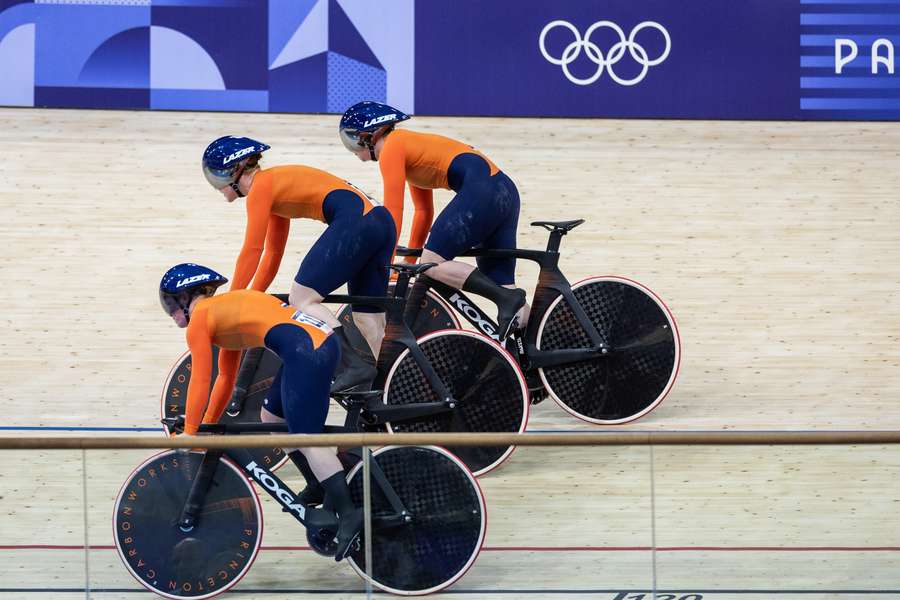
[331,533,362,554]
[530,387,549,405]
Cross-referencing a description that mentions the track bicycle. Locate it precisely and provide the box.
[393,219,681,424]
[116,390,486,598]
[162,263,529,477]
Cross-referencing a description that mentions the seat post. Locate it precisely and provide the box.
[546,229,566,253]
[392,270,412,299]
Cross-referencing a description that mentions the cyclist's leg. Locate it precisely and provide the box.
[290,224,342,329]
[346,205,395,358]
[293,191,384,391]
[266,325,361,560]
[260,364,325,504]
[423,162,525,338]
[288,284,339,327]
[475,172,530,328]
[290,190,374,326]
[261,362,285,419]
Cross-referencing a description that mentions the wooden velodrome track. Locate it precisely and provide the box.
[1,108,899,599]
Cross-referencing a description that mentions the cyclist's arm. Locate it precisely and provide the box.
[231,173,274,290]
[183,311,213,436]
[379,141,407,245]
[251,215,290,292]
[406,185,434,263]
[203,349,241,425]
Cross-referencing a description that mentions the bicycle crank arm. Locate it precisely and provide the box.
[372,513,414,531]
[364,401,455,425]
[527,346,608,369]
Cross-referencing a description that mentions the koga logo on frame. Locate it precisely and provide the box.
[539,20,671,86]
[448,293,498,339]
[245,461,306,519]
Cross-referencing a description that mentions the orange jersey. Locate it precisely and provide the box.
[377,129,499,256]
[183,289,331,435]
[231,165,377,292]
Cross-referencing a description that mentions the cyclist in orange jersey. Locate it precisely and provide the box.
[339,102,528,340]
[159,263,361,561]
[202,136,396,391]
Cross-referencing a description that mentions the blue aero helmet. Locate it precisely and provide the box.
[159,263,228,320]
[339,101,410,160]
[202,136,270,196]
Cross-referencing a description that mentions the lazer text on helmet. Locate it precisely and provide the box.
[175,273,211,288]
[363,114,397,128]
[224,146,258,163]
[539,20,671,86]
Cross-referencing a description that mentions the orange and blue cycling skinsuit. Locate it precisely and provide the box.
[378,129,520,285]
[232,165,396,311]
[183,289,339,436]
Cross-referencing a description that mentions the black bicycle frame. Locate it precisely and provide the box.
[229,268,459,424]
[398,228,607,373]
[176,420,411,534]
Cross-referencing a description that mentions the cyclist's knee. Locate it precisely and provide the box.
[260,406,284,421]
[289,282,324,309]
[420,249,448,265]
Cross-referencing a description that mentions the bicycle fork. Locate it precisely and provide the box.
[364,340,459,427]
[177,450,223,531]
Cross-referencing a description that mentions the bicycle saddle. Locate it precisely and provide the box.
[531,219,585,232]
[388,262,437,275]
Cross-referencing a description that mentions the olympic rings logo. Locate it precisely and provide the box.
[538,20,671,86]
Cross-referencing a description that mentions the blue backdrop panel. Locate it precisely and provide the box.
[798,0,900,119]
[0,0,898,119]
[269,52,327,112]
[151,2,268,90]
[326,52,386,112]
[414,0,798,119]
[151,89,269,111]
[34,86,150,110]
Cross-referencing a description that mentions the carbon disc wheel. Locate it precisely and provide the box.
[383,330,529,476]
[113,451,262,599]
[536,276,680,424]
[346,446,485,595]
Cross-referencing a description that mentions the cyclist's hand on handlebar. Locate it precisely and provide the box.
[162,415,186,436]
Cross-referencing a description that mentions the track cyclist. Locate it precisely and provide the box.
[159,263,362,560]
[339,102,528,340]
[201,136,396,391]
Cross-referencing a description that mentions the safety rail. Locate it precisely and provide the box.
[1,430,899,449]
